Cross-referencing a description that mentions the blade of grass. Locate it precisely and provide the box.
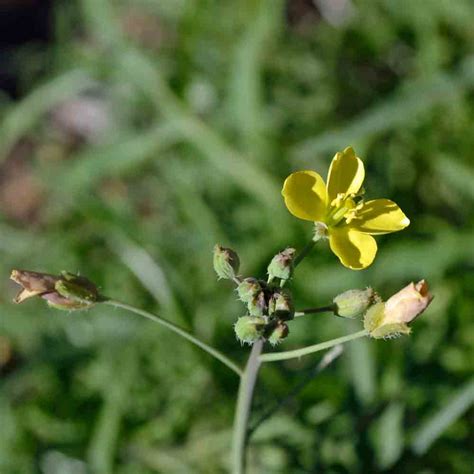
[292,55,474,162]
[108,234,183,323]
[118,50,281,210]
[46,125,179,207]
[411,378,474,455]
[0,70,93,161]
[227,0,282,159]
[87,346,137,474]
[81,0,281,210]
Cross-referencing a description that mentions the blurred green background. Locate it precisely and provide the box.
[1,1,473,473]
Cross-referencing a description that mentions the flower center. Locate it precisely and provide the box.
[326,194,357,227]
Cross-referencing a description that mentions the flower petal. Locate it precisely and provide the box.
[327,147,365,203]
[329,226,377,270]
[282,171,327,221]
[351,199,410,235]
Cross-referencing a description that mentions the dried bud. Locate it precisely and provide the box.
[234,316,265,345]
[268,289,294,320]
[247,291,267,317]
[11,269,100,311]
[268,321,289,346]
[313,222,329,242]
[237,277,262,304]
[213,245,240,280]
[267,248,296,282]
[364,280,433,339]
[10,270,57,303]
[333,287,379,319]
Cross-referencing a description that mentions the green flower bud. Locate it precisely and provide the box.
[237,277,262,304]
[333,287,378,319]
[247,291,267,317]
[10,269,100,311]
[213,244,240,280]
[234,316,265,345]
[267,248,296,282]
[268,322,289,346]
[268,289,294,320]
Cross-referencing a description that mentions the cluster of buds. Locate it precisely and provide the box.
[214,244,433,346]
[213,246,296,346]
[10,270,101,311]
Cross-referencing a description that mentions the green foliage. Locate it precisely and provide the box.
[1,0,473,472]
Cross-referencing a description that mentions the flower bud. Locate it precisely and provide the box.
[268,321,289,346]
[268,289,294,320]
[10,270,57,303]
[267,248,296,282]
[237,277,262,304]
[11,269,100,311]
[333,287,378,319]
[247,291,267,317]
[364,280,433,339]
[213,244,240,280]
[384,280,433,324]
[234,316,265,345]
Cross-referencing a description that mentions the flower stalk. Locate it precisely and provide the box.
[294,305,336,317]
[293,240,316,269]
[259,329,368,363]
[231,339,264,474]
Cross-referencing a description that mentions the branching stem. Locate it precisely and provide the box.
[232,339,264,474]
[248,345,343,437]
[259,329,369,363]
[294,304,336,317]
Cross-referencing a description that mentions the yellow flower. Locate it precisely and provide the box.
[282,147,410,269]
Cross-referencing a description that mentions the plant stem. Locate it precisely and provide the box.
[248,344,343,437]
[103,299,242,377]
[294,304,336,317]
[259,329,369,363]
[293,240,316,268]
[232,339,264,474]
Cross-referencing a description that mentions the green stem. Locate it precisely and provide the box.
[232,339,264,474]
[259,329,369,363]
[248,345,343,437]
[294,304,336,317]
[293,240,316,268]
[103,299,242,377]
